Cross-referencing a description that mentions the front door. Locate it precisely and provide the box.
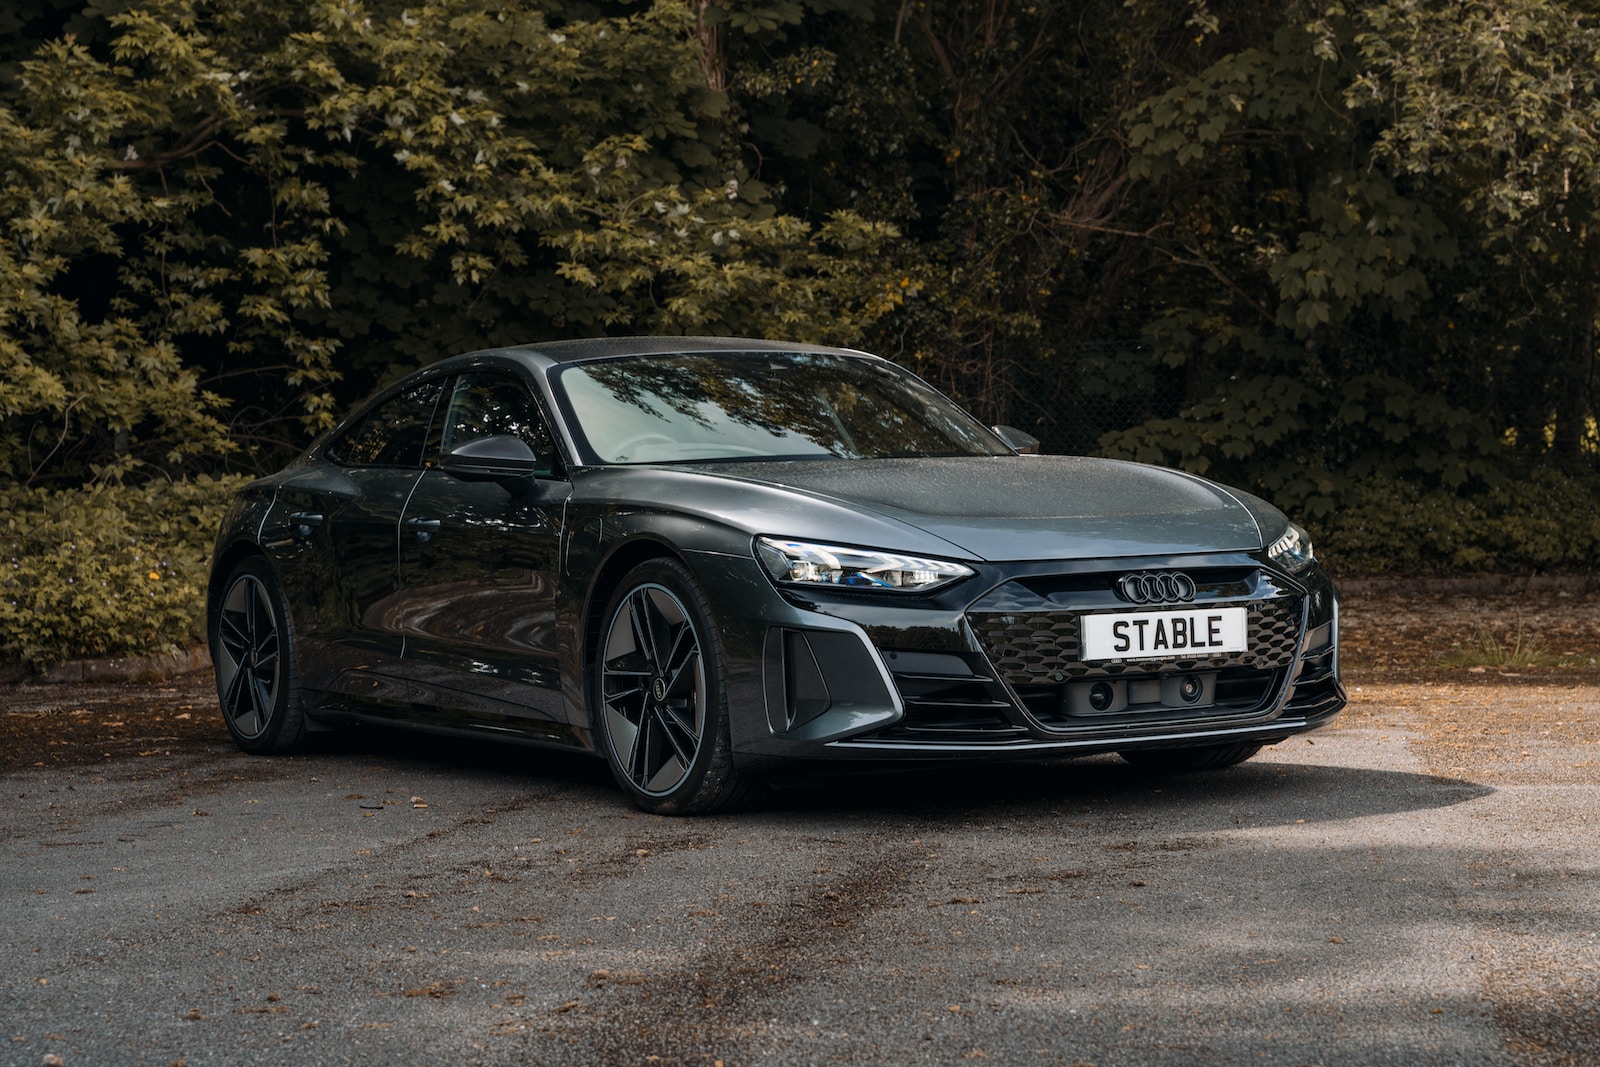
[396,371,570,732]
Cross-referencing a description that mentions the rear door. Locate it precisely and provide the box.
[267,377,444,697]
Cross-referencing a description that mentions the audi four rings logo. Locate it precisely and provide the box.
[1116,571,1197,603]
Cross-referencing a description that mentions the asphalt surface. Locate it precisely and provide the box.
[2,660,1598,1066]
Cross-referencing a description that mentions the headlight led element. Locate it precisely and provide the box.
[755,537,973,592]
[1266,523,1315,572]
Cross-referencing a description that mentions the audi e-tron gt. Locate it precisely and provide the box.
[208,337,1344,813]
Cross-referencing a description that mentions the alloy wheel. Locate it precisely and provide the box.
[216,573,282,740]
[599,583,707,796]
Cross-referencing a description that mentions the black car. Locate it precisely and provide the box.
[208,337,1343,813]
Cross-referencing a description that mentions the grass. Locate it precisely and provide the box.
[1441,620,1572,670]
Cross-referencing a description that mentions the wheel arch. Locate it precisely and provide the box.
[581,537,752,813]
[208,540,275,630]
[209,544,313,753]
[580,536,692,687]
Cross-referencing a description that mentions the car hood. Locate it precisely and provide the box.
[618,456,1277,562]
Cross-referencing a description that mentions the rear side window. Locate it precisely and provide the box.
[327,379,445,467]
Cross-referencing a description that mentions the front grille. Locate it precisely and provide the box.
[963,569,1304,731]
[969,596,1302,681]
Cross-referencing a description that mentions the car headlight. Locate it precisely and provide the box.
[1266,522,1315,572]
[755,537,974,592]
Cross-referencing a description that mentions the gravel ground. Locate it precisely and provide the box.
[1,586,1598,1067]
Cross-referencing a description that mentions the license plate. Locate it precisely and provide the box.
[1081,607,1248,661]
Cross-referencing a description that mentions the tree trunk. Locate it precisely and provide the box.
[1552,233,1599,461]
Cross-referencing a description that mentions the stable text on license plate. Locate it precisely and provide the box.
[1081,607,1248,662]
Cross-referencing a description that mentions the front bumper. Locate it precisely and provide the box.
[724,552,1343,760]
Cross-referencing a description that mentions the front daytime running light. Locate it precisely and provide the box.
[1266,522,1315,573]
[755,537,974,592]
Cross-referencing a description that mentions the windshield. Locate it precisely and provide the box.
[552,350,1010,465]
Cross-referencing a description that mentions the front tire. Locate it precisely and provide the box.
[593,559,746,814]
[212,557,309,754]
[1119,741,1263,773]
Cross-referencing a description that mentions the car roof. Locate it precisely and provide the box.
[468,336,874,368]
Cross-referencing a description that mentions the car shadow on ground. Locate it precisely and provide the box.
[0,693,1492,834]
[753,756,1493,831]
[298,724,1492,833]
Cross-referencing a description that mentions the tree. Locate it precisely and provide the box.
[690,0,1171,426]
[1339,0,1600,460]
[1097,0,1600,517]
[0,31,234,485]
[0,0,898,485]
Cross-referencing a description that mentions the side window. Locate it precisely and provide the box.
[438,372,560,477]
[328,379,445,468]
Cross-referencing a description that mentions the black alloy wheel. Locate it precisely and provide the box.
[213,558,308,754]
[594,558,745,814]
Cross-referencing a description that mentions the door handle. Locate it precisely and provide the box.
[407,516,442,543]
[289,512,323,539]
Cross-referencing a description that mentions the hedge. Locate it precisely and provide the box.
[1,476,245,671]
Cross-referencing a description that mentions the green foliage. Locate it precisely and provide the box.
[1112,0,1600,486]
[1315,468,1600,575]
[0,0,900,485]
[0,476,242,670]
[0,38,237,485]
[1339,0,1600,459]
[698,0,1139,418]
[1099,358,1506,520]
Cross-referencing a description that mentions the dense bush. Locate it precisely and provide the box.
[0,477,244,671]
[1315,468,1600,576]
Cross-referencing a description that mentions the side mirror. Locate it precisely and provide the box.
[440,435,541,493]
[993,425,1041,455]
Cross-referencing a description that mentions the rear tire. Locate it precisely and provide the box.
[1118,741,1263,773]
[593,558,747,815]
[212,557,309,754]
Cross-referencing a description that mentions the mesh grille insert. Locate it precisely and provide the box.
[964,569,1304,728]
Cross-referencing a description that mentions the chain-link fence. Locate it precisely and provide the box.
[993,341,1181,457]
[990,338,1598,471]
